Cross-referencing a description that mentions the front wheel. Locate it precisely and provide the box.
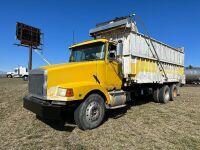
[74,94,105,130]
[7,74,12,78]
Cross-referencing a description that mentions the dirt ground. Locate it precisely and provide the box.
[0,78,200,150]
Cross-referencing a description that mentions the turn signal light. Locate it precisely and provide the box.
[66,88,74,97]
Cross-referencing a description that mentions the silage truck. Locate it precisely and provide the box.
[24,15,185,130]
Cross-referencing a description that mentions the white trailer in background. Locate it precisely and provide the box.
[7,66,28,80]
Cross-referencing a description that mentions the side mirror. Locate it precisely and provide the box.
[117,40,123,56]
[109,51,116,61]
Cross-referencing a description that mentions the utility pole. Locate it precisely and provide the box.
[28,45,33,71]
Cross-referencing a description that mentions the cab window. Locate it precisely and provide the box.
[108,43,117,60]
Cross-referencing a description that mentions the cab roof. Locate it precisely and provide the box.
[69,39,109,49]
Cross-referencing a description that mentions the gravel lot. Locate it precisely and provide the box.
[0,78,200,150]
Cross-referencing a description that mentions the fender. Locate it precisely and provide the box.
[47,82,111,104]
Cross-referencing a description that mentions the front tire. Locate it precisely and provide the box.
[74,94,105,130]
[7,74,12,78]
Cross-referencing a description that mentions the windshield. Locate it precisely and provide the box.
[69,42,105,62]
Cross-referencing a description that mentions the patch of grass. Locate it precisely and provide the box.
[0,79,200,150]
[178,136,200,150]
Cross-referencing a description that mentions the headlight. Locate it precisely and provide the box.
[57,88,74,97]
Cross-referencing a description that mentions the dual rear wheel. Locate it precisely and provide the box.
[153,84,178,103]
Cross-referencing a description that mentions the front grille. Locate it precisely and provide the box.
[28,69,47,98]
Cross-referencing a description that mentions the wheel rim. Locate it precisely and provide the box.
[86,101,100,122]
[165,90,170,101]
[173,88,177,97]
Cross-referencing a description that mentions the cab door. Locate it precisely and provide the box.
[105,43,122,90]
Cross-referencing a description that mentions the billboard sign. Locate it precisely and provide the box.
[16,22,41,47]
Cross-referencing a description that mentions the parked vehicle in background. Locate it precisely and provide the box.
[7,66,28,80]
[185,67,200,84]
[24,15,185,130]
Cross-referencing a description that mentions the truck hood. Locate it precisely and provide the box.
[7,72,15,75]
[41,61,97,89]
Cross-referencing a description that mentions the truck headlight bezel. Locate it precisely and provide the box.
[57,87,74,97]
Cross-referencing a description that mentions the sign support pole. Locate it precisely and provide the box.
[28,45,32,71]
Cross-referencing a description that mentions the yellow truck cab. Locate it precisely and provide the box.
[24,38,126,130]
[24,15,185,130]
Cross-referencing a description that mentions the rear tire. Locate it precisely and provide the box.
[176,83,181,96]
[153,88,160,103]
[159,85,170,103]
[23,75,28,81]
[169,84,177,101]
[74,94,105,130]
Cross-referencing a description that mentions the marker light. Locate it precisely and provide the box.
[66,88,74,97]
